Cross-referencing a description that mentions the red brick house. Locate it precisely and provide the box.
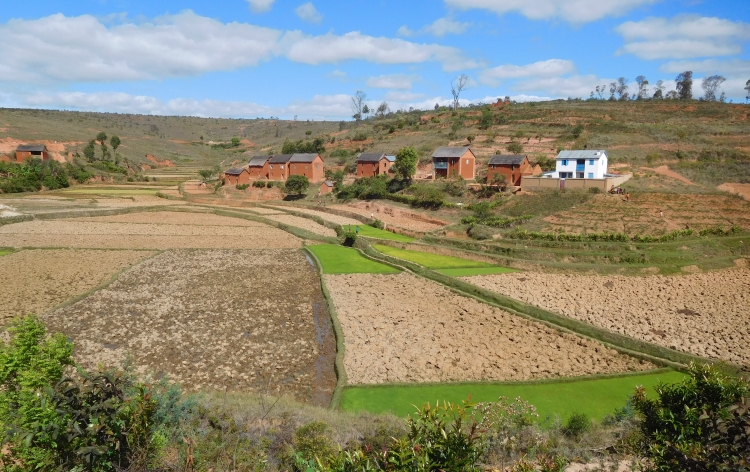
[432,147,476,180]
[356,152,394,178]
[15,144,49,162]
[289,154,325,182]
[224,168,250,186]
[248,155,271,180]
[268,154,292,181]
[319,180,334,195]
[487,155,533,186]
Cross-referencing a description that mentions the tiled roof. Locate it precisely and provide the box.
[268,154,293,164]
[224,168,245,175]
[357,152,386,163]
[488,155,527,166]
[248,155,271,166]
[432,146,473,158]
[289,153,320,163]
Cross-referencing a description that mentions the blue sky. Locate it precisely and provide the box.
[0,0,748,119]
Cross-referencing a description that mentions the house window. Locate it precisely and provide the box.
[270,165,273,169]
[305,165,308,170]
[280,165,284,169]
[588,173,594,178]
[466,159,469,164]
[589,159,595,165]
[562,159,568,166]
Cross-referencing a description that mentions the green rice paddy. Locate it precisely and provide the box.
[349,225,415,242]
[372,244,515,276]
[341,370,686,421]
[307,244,400,274]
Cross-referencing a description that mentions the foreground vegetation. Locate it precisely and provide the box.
[1,316,747,471]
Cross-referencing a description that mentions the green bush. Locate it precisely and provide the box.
[285,175,310,195]
[561,412,590,440]
[467,225,494,240]
[369,219,385,229]
[410,183,444,208]
[252,181,266,188]
[291,421,337,469]
[0,159,72,193]
[236,183,249,190]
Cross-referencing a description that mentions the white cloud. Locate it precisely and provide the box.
[246,0,275,13]
[444,0,658,24]
[513,74,615,98]
[366,74,417,90]
[616,15,750,59]
[294,2,323,24]
[383,91,426,102]
[0,11,282,83]
[398,17,471,37]
[660,59,750,76]
[480,59,575,84]
[284,31,480,71]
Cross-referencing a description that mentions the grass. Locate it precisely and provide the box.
[307,244,400,274]
[436,266,518,276]
[0,249,13,257]
[341,370,687,421]
[354,225,415,242]
[373,244,504,270]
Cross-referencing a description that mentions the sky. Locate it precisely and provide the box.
[0,0,748,120]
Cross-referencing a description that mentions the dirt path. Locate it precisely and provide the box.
[640,166,695,185]
[324,272,652,385]
[718,182,750,201]
[463,270,750,368]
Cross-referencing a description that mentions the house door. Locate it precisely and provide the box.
[560,179,566,189]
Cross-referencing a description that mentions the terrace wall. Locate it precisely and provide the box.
[522,174,632,191]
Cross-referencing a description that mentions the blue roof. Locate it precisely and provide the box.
[556,150,607,160]
[385,155,396,162]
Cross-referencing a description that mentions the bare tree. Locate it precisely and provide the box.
[351,91,366,120]
[595,85,606,100]
[675,71,693,100]
[701,75,726,102]
[376,101,389,118]
[635,75,649,100]
[616,77,629,100]
[451,74,469,111]
[745,79,750,103]
[653,80,665,99]
[608,82,617,100]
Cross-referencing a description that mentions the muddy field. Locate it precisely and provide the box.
[463,270,750,367]
[544,193,750,235]
[44,249,336,405]
[0,212,301,249]
[263,214,337,237]
[331,202,447,232]
[0,249,154,324]
[324,272,652,385]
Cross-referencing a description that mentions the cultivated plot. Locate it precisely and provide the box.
[332,202,446,232]
[324,272,652,385]
[44,249,337,405]
[263,214,337,237]
[307,244,399,274]
[0,211,301,249]
[464,270,750,367]
[0,249,154,324]
[266,206,361,226]
[373,244,513,276]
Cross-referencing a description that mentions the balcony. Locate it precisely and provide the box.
[434,160,448,170]
[576,164,585,172]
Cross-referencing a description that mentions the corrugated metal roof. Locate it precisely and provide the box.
[556,150,607,160]
[385,155,396,162]
[16,144,47,152]
[488,155,527,166]
[322,180,334,187]
[224,168,245,175]
[357,152,386,163]
[268,154,293,164]
[248,155,271,166]
[432,146,473,158]
[289,153,320,163]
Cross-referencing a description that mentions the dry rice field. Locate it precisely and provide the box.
[324,272,652,385]
[263,214,337,237]
[331,202,447,232]
[0,211,301,249]
[0,249,154,324]
[43,249,337,405]
[463,270,750,368]
[267,206,361,226]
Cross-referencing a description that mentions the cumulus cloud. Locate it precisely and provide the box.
[513,74,615,99]
[284,31,479,71]
[398,17,471,37]
[660,59,750,76]
[383,91,426,102]
[366,74,417,90]
[444,0,658,24]
[616,15,750,60]
[0,11,282,83]
[246,0,275,13]
[294,2,323,24]
[480,59,575,85]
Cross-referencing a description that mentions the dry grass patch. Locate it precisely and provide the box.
[331,202,447,232]
[324,272,652,385]
[269,206,361,226]
[0,249,154,324]
[44,249,337,405]
[463,270,750,367]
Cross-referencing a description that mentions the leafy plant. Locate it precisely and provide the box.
[561,412,590,440]
[236,183,250,190]
[285,175,310,195]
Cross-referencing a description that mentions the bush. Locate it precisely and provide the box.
[588,187,601,194]
[468,225,494,240]
[561,412,590,440]
[285,175,310,195]
[291,421,337,468]
[369,219,385,229]
[410,183,444,208]
[441,177,466,197]
[236,183,249,190]
[506,141,524,154]
[252,181,266,188]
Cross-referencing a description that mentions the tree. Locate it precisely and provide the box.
[635,75,649,100]
[745,79,750,103]
[351,91,366,121]
[109,135,121,151]
[506,141,524,154]
[653,80,665,99]
[616,77,629,100]
[83,140,96,162]
[666,90,679,100]
[284,174,309,195]
[362,104,370,119]
[466,135,475,144]
[96,131,107,146]
[393,146,419,181]
[479,107,493,129]
[231,137,241,147]
[451,74,469,111]
[376,101,389,118]
[595,85,606,100]
[676,71,693,100]
[701,75,726,102]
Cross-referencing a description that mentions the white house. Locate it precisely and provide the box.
[552,150,608,179]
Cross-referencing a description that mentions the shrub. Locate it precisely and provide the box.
[236,183,249,190]
[252,181,265,188]
[291,421,336,468]
[285,175,310,195]
[467,225,493,240]
[369,219,385,229]
[561,412,590,440]
[441,177,466,197]
[588,187,601,194]
[352,131,368,141]
[506,141,524,154]
[410,183,444,208]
